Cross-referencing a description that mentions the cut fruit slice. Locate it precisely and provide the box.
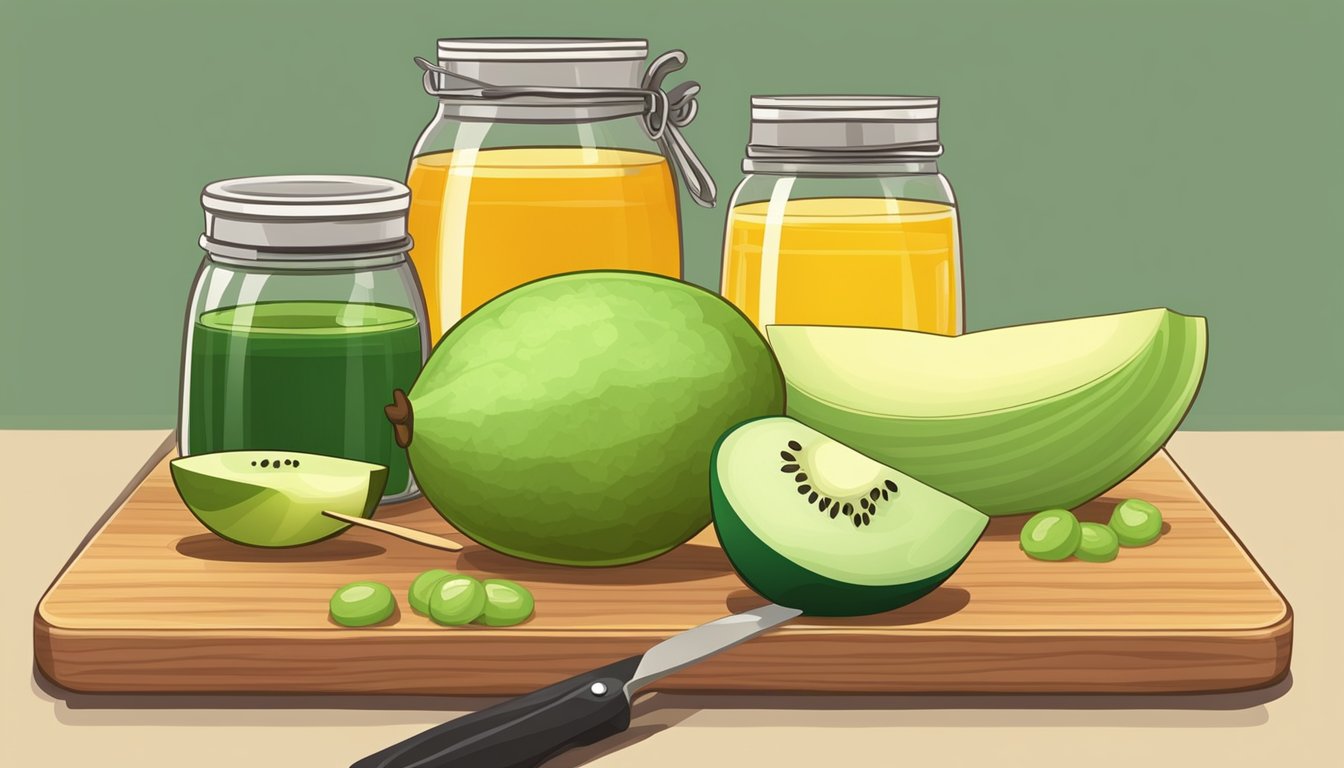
[769,308,1206,516]
[711,417,987,616]
[170,451,388,547]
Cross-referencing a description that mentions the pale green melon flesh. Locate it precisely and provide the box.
[170,451,387,547]
[771,309,1167,418]
[768,309,1206,517]
[714,418,986,588]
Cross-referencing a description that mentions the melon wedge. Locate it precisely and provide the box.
[170,451,387,547]
[712,417,987,616]
[768,309,1206,517]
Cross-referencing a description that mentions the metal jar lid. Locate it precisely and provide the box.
[745,95,943,171]
[416,37,717,207]
[434,37,648,90]
[200,175,411,260]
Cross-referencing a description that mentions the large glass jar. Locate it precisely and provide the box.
[179,176,428,502]
[721,96,963,335]
[406,37,716,339]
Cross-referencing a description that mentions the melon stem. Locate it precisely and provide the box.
[385,389,414,448]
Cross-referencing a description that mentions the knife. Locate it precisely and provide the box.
[351,603,802,768]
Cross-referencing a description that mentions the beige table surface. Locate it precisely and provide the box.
[4,430,1341,767]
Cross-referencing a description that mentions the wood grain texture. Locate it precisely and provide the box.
[33,449,1292,695]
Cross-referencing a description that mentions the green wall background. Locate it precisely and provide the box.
[1,0,1340,429]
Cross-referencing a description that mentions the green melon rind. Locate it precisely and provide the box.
[776,310,1206,517]
[169,452,387,548]
[406,271,786,566]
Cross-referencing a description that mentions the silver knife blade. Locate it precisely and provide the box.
[623,603,802,698]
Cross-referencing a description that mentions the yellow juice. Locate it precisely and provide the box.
[722,197,962,334]
[406,146,681,339]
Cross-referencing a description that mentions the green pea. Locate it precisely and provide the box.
[1075,522,1119,562]
[330,581,396,627]
[429,574,486,626]
[1020,509,1081,561]
[409,569,455,615]
[1109,498,1163,546]
[478,579,535,627]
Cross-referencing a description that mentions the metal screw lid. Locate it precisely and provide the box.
[200,175,410,256]
[746,95,943,166]
[434,37,648,89]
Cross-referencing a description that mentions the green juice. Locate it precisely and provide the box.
[186,301,422,498]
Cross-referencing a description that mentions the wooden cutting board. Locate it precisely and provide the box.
[34,445,1291,695]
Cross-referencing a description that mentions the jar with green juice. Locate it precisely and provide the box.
[179,176,428,502]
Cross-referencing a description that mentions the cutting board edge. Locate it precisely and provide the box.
[32,610,1293,696]
[32,612,1295,639]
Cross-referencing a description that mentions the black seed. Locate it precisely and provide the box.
[885,479,899,492]
[273,458,280,467]
[780,451,795,461]
[819,498,832,511]
[251,461,257,466]
[787,440,802,451]
[795,472,808,483]
[260,459,269,467]
[881,489,889,501]
[869,488,880,500]
[843,503,853,516]
[283,459,291,466]
[797,484,811,495]
[781,464,799,473]
[853,514,861,527]
[860,498,871,510]
[830,507,839,518]
[808,492,818,503]
[862,513,871,525]
[293,460,299,467]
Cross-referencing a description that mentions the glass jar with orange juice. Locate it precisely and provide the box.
[721,96,963,335]
[406,38,716,340]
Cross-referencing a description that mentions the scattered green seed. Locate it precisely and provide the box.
[1075,522,1119,562]
[330,581,395,627]
[408,569,455,615]
[1110,498,1163,546]
[1020,509,1082,561]
[429,574,486,626]
[478,579,535,627]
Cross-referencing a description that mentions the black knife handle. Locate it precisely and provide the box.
[352,655,643,768]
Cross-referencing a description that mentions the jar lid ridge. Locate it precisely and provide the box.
[200,175,410,259]
[745,94,944,165]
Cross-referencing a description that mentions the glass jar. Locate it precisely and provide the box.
[179,176,428,503]
[721,96,963,335]
[406,37,716,339]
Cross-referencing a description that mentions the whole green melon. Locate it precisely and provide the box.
[397,271,785,566]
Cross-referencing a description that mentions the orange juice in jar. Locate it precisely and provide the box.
[721,96,963,335]
[407,38,717,339]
